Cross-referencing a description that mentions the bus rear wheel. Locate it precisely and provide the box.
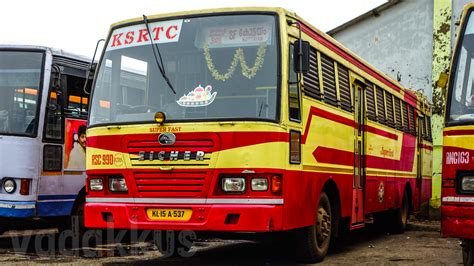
[296,191,332,263]
[462,239,474,266]
[391,190,409,234]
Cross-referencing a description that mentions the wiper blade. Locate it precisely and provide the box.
[142,14,176,94]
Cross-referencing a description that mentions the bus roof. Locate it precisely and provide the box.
[107,6,430,111]
[0,44,90,63]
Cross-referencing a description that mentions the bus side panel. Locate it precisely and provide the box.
[37,173,84,217]
[282,171,352,230]
[442,131,474,239]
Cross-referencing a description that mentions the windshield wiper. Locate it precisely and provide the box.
[142,14,176,94]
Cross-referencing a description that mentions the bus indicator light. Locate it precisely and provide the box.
[442,179,455,188]
[20,179,30,195]
[271,176,282,194]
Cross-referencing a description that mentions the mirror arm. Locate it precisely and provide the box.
[83,39,105,95]
[288,20,304,80]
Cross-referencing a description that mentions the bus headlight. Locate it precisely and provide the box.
[109,176,128,192]
[89,178,104,191]
[461,176,474,192]
[251,178,268,191]
[3,179,16,194]
[222,177,246,193]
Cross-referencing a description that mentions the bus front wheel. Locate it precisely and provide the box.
[296,191,332,263]
[462,239,474,266]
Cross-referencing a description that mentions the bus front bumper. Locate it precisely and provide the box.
[442,205,474,239]
[84,201,283,232]
[0,200,36,218]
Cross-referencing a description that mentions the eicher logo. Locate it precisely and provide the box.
[445,151,470,165]
[107,19,183,51]
[158,133,176,145]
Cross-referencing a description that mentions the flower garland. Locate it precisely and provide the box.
[203,42,267,81]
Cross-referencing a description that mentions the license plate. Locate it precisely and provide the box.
[146,209,192,221]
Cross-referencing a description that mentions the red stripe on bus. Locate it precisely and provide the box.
[419,144,433,151]
[313,133,416,171]
[404,90,418,107]
[218,132,288,151]
[302,106,398,143]
[87,132,288,153]
[444,130,474,136]
[365,126,398,140]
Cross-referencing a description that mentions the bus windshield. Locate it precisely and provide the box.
[448,10,474,123]
[89,14,278,126]
[0,51,43,136]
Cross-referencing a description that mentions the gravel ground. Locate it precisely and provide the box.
[0,219,462,265]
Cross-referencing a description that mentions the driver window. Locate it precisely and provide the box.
[465,57,474,106]
[44,72,64,140]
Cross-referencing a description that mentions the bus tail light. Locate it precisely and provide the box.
[442,179,455,188]
[20,179,30,195]
[271,176,282,194]
[89,178,104,191]
[109,176,128,192]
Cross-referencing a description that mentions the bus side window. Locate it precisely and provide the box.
[65,74,89,119]
[289,44,301,122]
[44,73,64,140]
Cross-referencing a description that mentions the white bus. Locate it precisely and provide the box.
[0,45,91,231]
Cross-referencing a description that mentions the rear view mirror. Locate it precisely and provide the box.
[294,40,310,74]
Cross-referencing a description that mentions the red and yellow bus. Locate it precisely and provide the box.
[84,7,432,262]
[442,3,474,265]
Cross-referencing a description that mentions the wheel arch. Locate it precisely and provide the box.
[322,179,342,237]
[70,186,86,215]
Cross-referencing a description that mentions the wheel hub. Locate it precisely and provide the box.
[317,207,331,241]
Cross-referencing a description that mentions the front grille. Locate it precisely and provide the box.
[134,170,207,197]
[125,133,217,197]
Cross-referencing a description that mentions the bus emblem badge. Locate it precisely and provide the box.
[378,182,385,204]
[158,133,176,145]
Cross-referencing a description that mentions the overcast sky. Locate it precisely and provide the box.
[0,0,386,58]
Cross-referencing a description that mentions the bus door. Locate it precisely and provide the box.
[40,57,89,216]
[416,115,424,206]
[351,82,365,226]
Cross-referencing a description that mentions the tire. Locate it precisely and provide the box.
[295,192,333,263]
[462,239,474,266]
[71,200,86,237]
[58,196,86,238]
[391,190,409,234]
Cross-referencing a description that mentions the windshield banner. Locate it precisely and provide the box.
[107,19,183,51]
[201,23,272,48]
